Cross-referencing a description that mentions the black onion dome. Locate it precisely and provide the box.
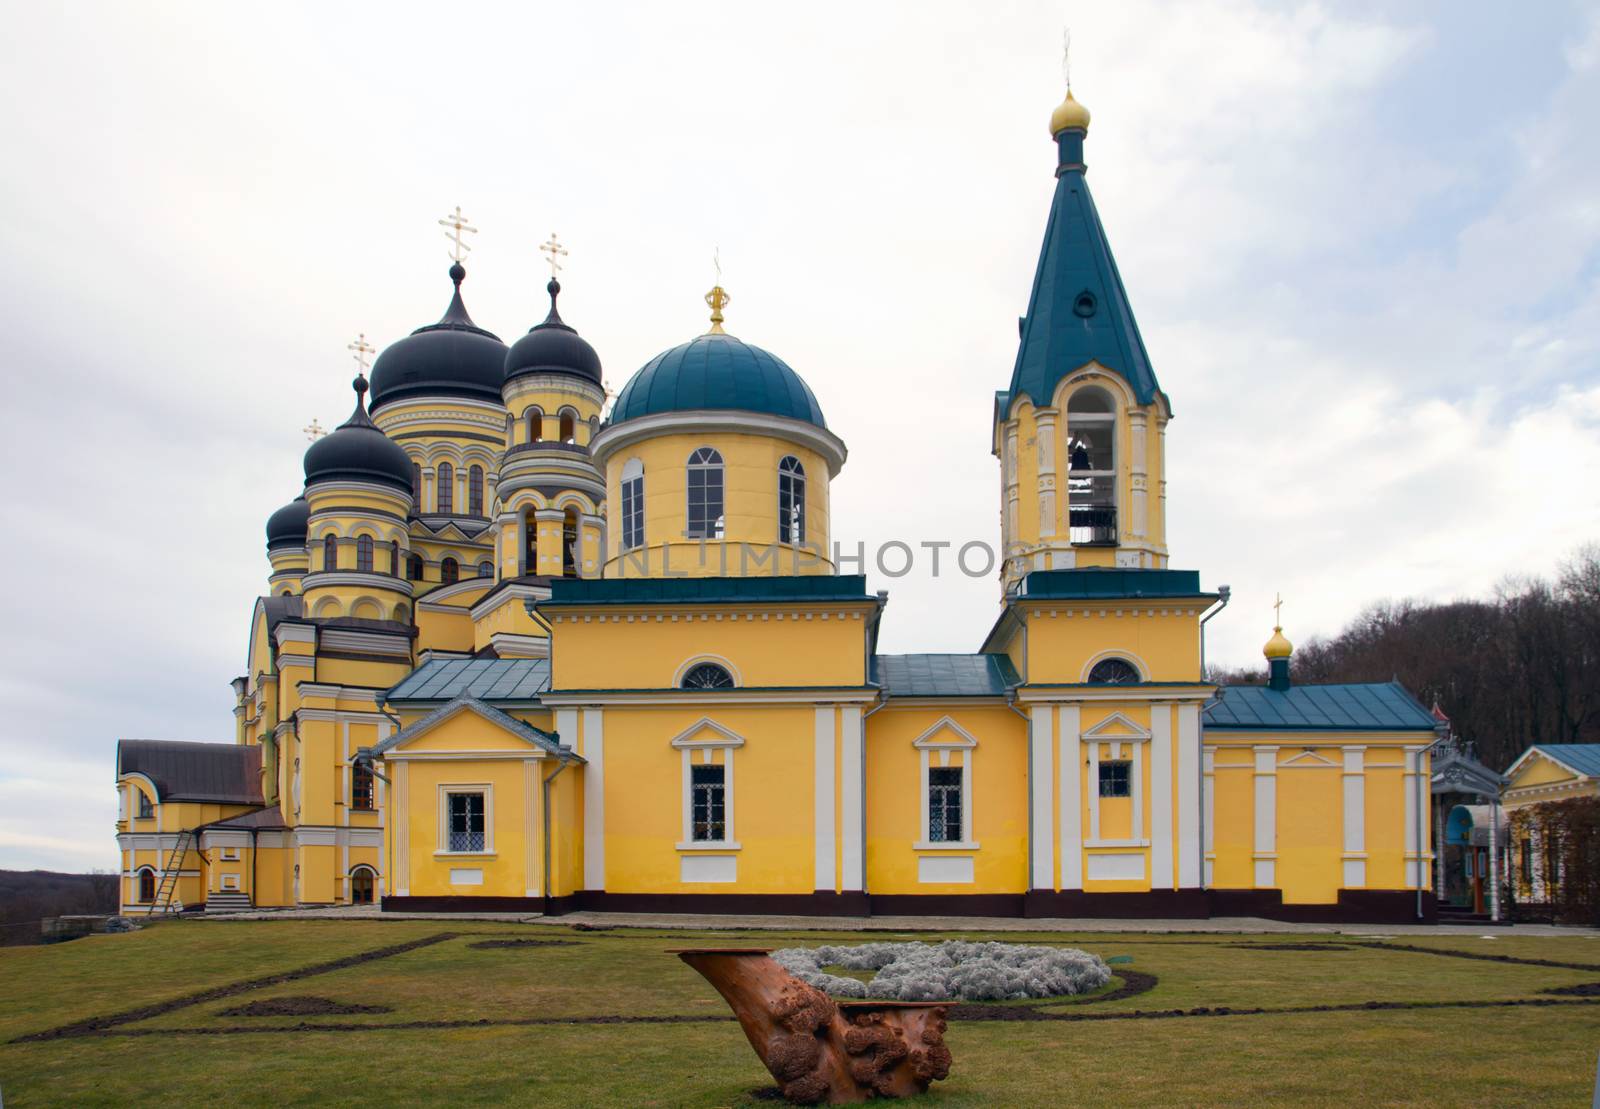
[304,376,415,494]
[265,494,309,550]
[504,280,602,386]
[368,264,508,411]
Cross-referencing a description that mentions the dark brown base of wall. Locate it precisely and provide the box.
[384,888,1437,924]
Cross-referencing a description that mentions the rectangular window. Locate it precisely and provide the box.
[621,475,644,550]
[686,468,723,539]
[928,766,963,843]
[447,791,485,852]
[1099,760,1131,798]
[352,763,375,811]
[691,764,726,842]
[221,847,240,861]
[1520,838,1532,878]
[137,791,153,819]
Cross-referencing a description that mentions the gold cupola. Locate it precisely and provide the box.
[1050,88,1091,136]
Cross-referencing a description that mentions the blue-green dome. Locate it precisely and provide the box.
[610,333,827,428]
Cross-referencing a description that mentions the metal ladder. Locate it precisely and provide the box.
[151,829,193,914]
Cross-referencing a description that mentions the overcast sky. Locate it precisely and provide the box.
[2,2,1596,872]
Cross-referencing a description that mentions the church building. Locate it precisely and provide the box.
[115,83,1443,922]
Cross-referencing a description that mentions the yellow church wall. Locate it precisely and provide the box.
[863,705,1029,897]
[1022,606,1203,684]
[1210,750,1255,888]
[416,604,476,655]
[600,432,834,578]
[1363,760,1407,890]
[470,591,551,653]
[393,756,543,898]
[1508,754,1579,789]
[547,604,871,691]
[598,705,819,895]
[1276,761,1343,904]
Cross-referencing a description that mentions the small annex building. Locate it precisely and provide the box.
[115,80,1446,922]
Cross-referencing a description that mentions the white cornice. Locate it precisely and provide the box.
[302,571,415,597]
[538,689,876,706]
[1014,685,1214,704]
[469,582,552,621]
[591,410,848,477]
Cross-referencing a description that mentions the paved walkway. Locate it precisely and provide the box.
[196,905,1597,937]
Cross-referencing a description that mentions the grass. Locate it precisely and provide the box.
[1,920,1597,1106]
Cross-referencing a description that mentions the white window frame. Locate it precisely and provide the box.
[221,846,240,861]
[621,457,644,551]
[685,447,725,540]
[221,874,240,890]
[778,455,806,545]
[670,719,745,851]
[1082,712,1151,848]
[436,783,494,857]
[912,717,979,851]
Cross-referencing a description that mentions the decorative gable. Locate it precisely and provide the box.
[911,716,979,750]
[669,718,746,749]
[1082,712,1152,742]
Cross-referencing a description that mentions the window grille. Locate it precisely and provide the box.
[437,463,453,514]
[356,535,373,572]
[691,764,726,842]
[447,792,485,852]
[778,456,806,544]
[621,464,644,551]
[138,791,153,819]
[928,767,963,842]
[469,465,484,515]
[476,560,493,579]
[1087,658,1141,684]
[681,663,735,689]
[1099,760,1131,798]
[351,762,375,811]
[440,558,459,585]
[686,447,724,539]
[323,534,338,571]
[138,869,155,902]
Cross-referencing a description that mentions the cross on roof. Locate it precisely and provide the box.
[539,232,567,280]
[1273,592,1284,628]
[438,206,477,263]
[347,332,376,374]
[303,418,326,441]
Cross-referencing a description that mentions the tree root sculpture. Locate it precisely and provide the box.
[674,949,951,1104]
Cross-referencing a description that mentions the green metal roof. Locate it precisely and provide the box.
[1007,132,1165,410]
[609,333,827,427]
[1204,682,1437,731]
[1019,568,1211,600]
[384,658,550,703]
[872,654,1020,697]
[541,575,872,606]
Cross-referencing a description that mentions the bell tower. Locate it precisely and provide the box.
[995,85,1172,594]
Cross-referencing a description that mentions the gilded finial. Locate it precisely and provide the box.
[1264,592,1293,659]
[705,246,730,335]
[438,206,477,264]
[1050,31,1091,136]
[347,332,375,375]
[302,418,326,442]
[539,232,568,281]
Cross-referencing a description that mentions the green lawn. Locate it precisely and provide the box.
[1,920,1597,1106]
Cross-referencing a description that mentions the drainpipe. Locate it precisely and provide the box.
[1198,585,1231,680]
[541,757,575,907]
[1196,586,1230,891]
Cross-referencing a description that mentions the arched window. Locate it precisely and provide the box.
[621,458,645,551]
[524,509,539,575]
[469,465,484,515]
[356,535,373,572]
[411,461,422,502]
[351,761,374,811]
[528,408,544,443]
[778,456,806,544]
[558,407,577,444]
[350,866,376,904]
[562,507,579,577]
[389,540,401,576]
[137,790,153,819]
[681,662,735,689]
[137,868,156,903]
[407,554,424,581]
[476,559,493,578]
[1067,387,1117,545]
[686,448,724,540]
[440,557,459,585]
[436,462,453,514]
[1087,657,1142,685]
[323,534,338,572]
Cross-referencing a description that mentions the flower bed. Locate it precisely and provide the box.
[772,941,1112,1002]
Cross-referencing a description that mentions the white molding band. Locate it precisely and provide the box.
[582,708,605,891]
[1342,746,1366,888]
[1177,703,1201,889]
[1150,705,1173,890]
[840,705,864,891]
[1058,706,1082,890]
[1029,705,1054,889]
[1253,746,1277,888]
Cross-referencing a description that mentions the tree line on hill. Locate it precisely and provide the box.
[1210,544,1600,773]
[0,870,119,946]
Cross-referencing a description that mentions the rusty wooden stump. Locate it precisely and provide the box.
[673,948,951,1104]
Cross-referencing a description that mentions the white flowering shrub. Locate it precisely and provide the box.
[771,941,1112,1002]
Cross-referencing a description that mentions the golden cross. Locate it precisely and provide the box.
[1062,28,1072,90]
[1273,592,1284,628]
[302,418,326,442]
[705,246,730,334]
[539,232,568,280]
[347,332,376,374]
[438,206,477,263]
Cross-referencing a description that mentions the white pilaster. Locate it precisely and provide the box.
[582,707,605,891]
[1202,747,1215,887]
[1342,747,1366,888]
[813,707,837,892]
[1253,746,1277,888]
[840,705,864,891]
[1030,705,1055,889]
[1176,702,1201,889]
[1404,747,1424,889]
[1150,705,1173,889]
[1058,706,1082,889]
